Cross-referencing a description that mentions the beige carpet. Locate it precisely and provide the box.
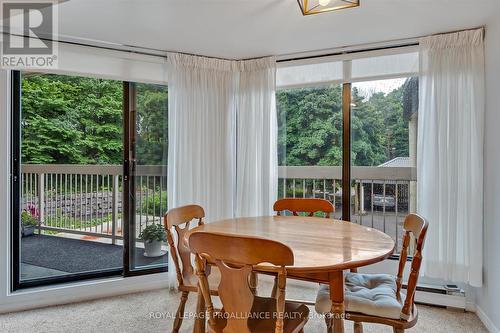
[0,277,487,333]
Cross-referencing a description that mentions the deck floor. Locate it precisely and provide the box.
[20,234,168,281]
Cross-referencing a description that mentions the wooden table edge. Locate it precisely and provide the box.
[186,221,396,274]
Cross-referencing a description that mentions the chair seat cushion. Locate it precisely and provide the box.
[315,272,404,320]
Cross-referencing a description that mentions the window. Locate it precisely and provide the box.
[276,47,418,249]
[277,84,344,219]
[351,77,418,250]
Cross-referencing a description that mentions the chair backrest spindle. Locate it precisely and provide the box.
[395,213,428,320]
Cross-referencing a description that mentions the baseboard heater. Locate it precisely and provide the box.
[405,284,467,310]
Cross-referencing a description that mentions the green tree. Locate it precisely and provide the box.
[277,79,412,167]
[277,85,343,166]
[22,75,82,163]
[21,72,411,169]
[72,76,123,164]
[351,88,387,166]
[21,74,168,166]
[21,74,123,165]
[136,83,168,165]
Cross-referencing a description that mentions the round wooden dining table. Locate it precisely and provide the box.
[187,215,395,333]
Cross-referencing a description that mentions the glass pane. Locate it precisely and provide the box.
[277,84,343,219]
[129,82,168,271]
[350,77,418,251]
[19,72,124,282]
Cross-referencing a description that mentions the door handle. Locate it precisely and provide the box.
[124,159,130,181]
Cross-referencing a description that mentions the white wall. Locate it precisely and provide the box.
[476,18,500,333]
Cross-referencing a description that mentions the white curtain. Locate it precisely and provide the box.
[417,29,485,287]
[166,53,237,286]
[166,53,277,285]
[236,57,278,217]
[167,53,237,222]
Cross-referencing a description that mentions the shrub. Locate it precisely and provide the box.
[139,223,167,243]
[141,191,168,217]
[21,210,38,227]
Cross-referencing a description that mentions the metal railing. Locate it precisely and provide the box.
[21,164,166,244]
[21,164,416,250]
[278,166,417,250]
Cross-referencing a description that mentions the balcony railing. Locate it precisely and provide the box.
[21,164,416,250]
[21,164,166,244]
[278,166,417,250]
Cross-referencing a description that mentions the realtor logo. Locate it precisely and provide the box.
[1,0,58,69]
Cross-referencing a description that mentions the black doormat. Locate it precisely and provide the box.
[21,235,167,273]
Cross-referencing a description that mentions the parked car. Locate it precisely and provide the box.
[373,194,396,209]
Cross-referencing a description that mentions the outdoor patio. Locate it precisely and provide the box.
[21,234,168,280]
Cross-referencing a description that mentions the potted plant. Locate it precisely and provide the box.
[21,210,38,237]
[139,223,167,257]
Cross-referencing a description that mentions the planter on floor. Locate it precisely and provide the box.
[22,225,36,237]
[139,224,167,257]
[143,240,165,257]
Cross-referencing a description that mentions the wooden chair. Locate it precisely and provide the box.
[273,198,334,218]
[315,213,429,333]
[165,204,220,333]
[272,198,337,296]
[189,231,310,333]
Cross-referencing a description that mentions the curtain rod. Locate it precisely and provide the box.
[1,32,168,58]
[2,26,484,64]
[3,31,419,62]
[275,26,484,63]
[276,42,419,63]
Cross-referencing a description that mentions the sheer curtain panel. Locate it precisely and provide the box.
[235,57,278,217]
[166,53,277,285]
[166,53,237,285]
[417,29,485,287]
[167,53,237,222]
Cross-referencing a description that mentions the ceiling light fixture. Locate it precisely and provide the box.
[297,0,359,15]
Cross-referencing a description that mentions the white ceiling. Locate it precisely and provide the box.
[54,0,499,59]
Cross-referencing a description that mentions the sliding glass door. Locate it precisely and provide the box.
[12,73,169,290]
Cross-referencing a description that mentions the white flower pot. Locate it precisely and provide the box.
[144,240,163,257]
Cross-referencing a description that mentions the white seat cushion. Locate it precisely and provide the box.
[315,272,404,320]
